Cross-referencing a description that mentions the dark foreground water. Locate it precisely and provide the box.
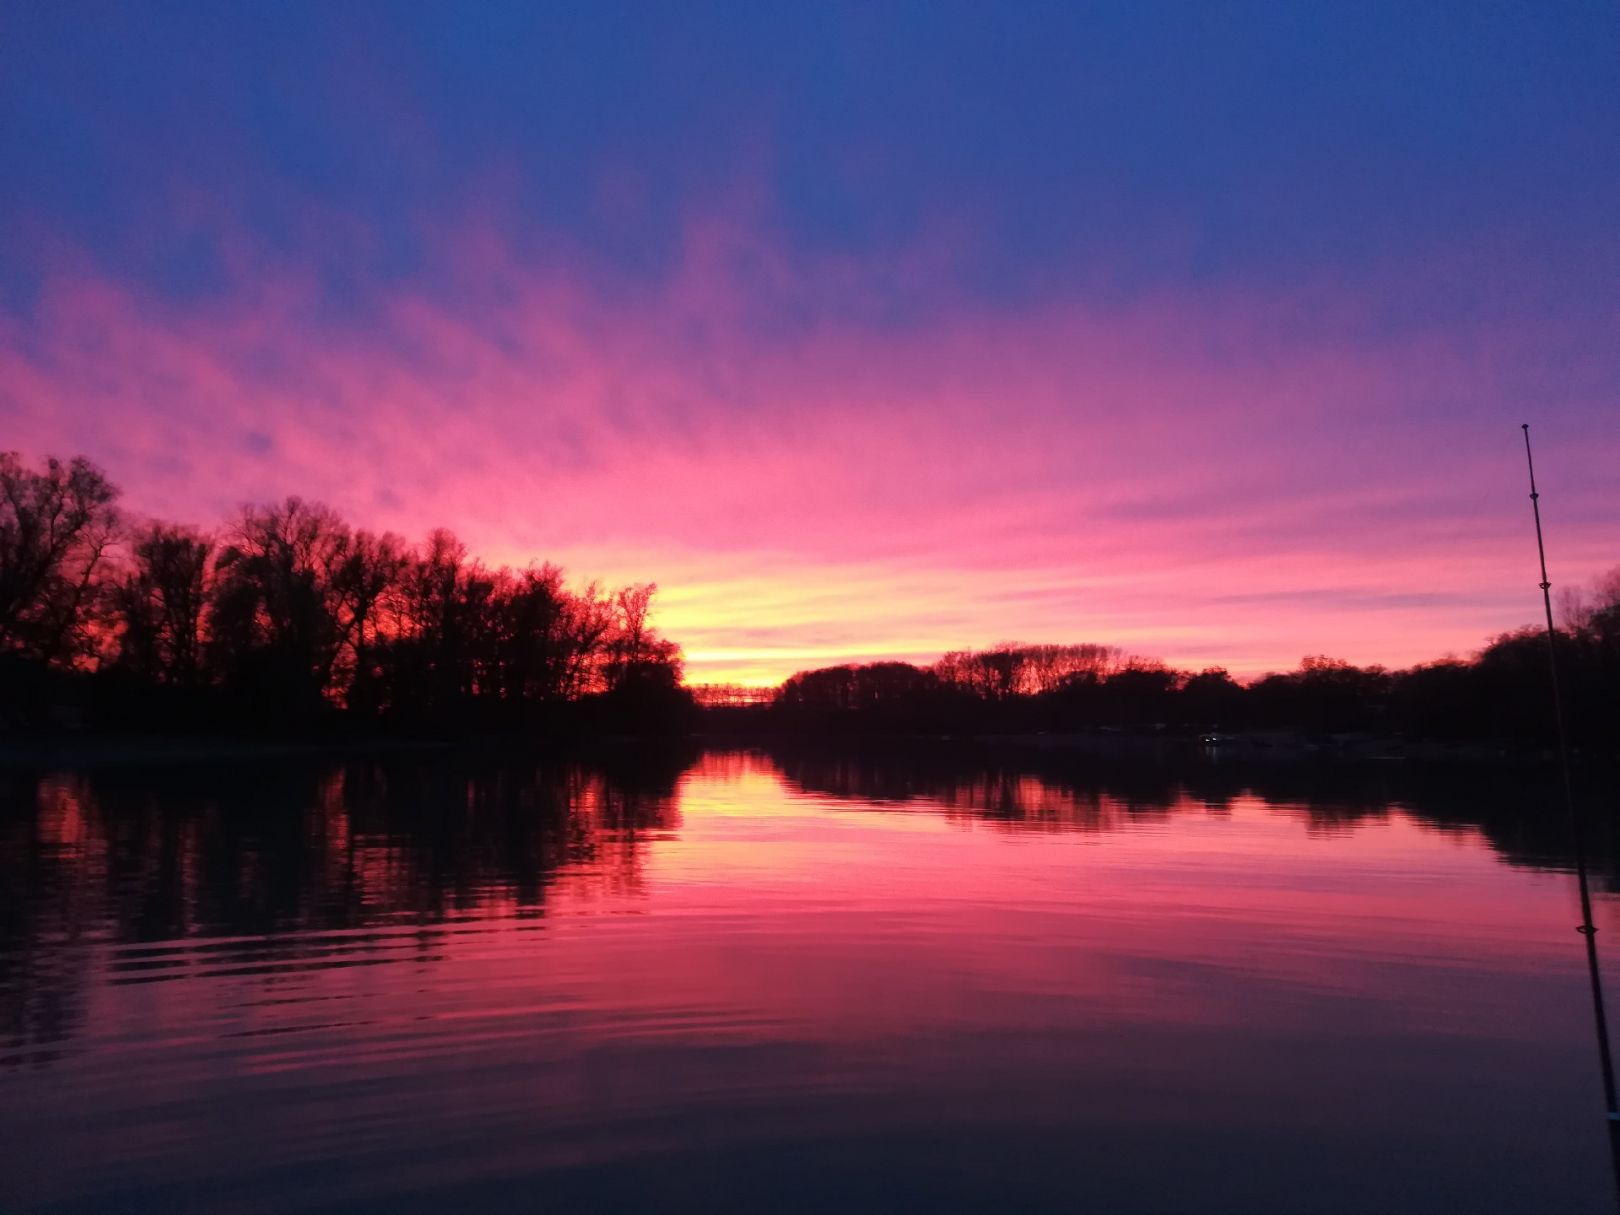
[2,746,1618,1214]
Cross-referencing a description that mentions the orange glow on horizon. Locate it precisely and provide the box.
[4,218,1616,688]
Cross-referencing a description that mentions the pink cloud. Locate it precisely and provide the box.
[2,212,1615,684]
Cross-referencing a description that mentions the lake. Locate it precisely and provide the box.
[2,745,1616,1213]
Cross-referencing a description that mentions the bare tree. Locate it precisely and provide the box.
[111,523,214,683]
[601,583,656,692]
[331,529,408,707]
[209,497,351,702]
[0,452,121,666]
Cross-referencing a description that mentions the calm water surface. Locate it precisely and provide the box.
[2,747,1617,1213]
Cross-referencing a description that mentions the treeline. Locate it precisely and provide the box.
[9,449,1617,752]
[764,611,1620,753]
[1,452,691,734]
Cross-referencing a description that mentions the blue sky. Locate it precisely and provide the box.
[8,2,1617,312]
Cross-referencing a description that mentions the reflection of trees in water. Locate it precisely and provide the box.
[769,743,1617,882]
[0,751,687,1070]
[776,756,1182,833]
[678,749,769,786]
[0,773,97,1068]
[1,744,1612,1073]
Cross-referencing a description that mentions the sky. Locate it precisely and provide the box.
[2,1,1617,685]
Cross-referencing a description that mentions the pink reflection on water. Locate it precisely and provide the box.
[1,752,1614,1213]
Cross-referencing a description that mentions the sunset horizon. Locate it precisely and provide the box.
[7,282,1615,690]
[6,6,1616,689]
[6,440,1610,690]
[7,7,1620,1212]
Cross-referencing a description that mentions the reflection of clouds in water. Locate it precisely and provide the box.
[0,747,1612,1214]
[0,747,1603,1075]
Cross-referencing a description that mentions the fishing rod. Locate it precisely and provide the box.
[1521,422,1620,1197]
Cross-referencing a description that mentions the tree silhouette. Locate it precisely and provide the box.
[0,449,1613,750]
[207,498,351,713]
[109,523,213,685]
[0,453,120,666]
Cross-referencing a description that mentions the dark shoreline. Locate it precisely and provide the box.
[0,729,703,770]
[3,723,1609,773]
